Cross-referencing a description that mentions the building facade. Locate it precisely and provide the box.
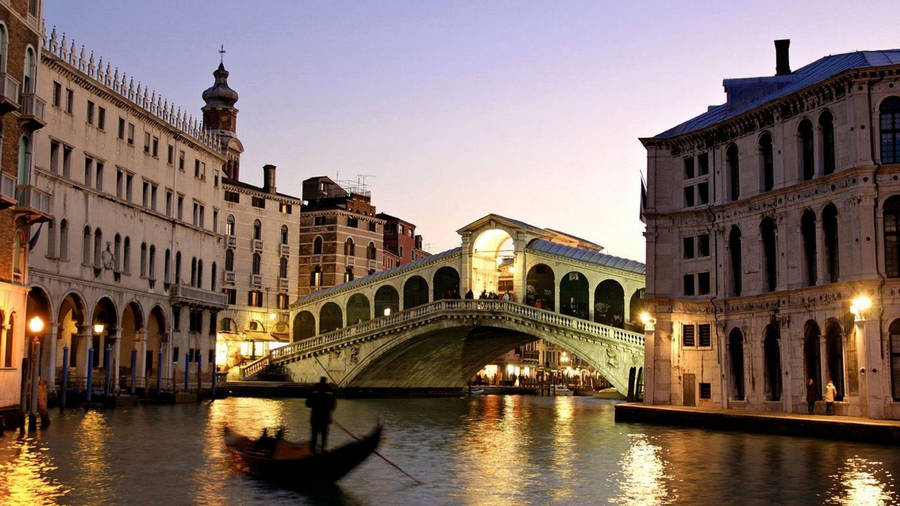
[26,29,230,395]
[378,212,429,269]
[298,176,384,298]
[641,40,900,419]
[218,164,301,372]
[0,0,48,416]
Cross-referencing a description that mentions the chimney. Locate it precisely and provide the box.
[263,164,276,193]
[775,39,791,75]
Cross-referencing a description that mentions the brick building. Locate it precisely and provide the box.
[377,213,429,269]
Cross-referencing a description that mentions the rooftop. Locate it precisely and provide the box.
[527,239,646,275]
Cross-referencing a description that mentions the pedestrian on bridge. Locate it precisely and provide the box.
[306,377,336,453]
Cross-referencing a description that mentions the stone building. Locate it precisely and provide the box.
[377,212,429,269]
[0,0,49,417]
[298,176,384,298]
[641,40,900,419]
[25,30,230,394]
[218,164,301,371]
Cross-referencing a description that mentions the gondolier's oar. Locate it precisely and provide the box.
[313,355,423,485]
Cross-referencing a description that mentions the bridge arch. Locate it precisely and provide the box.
[293,311,316,341]
[471,228,515,296]
[319,302,343,333]
[374,285,400,317]
[526,264,555,310]
[594,279,625,327]
[432,266,460,300]
[403,275,429,309]
[347,293,371,325]
[559,271,589,320]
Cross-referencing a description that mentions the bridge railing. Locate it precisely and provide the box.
[272,300,644,364]
[239,355,271,379]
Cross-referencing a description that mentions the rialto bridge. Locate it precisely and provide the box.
[249,215,647,393]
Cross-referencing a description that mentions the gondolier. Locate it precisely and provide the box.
[307,377,336,453]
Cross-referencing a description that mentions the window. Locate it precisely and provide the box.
[65,88,73,113]
[62,145,72,178]
[251,196,265,208]
[248,290,263,307]
[113,235,121,273]
[93,229,102,269]
[823,204,839,283]
[95,162,103,192]
[194,159,200,177]
[344,267,353,283]
[682,323,696,346]
[727,144,740,201]
[151,184,158,211]
[140,243,147,277]
[116,168,123,198]
[225,249,234,271]
[729,226,742,296]
[118,117,125,139]
[761,217,777,291]
[281,225,289,245]
[683,274,695,296]
[683,237,694,259]
[213,209,218,233]
[252,253,261,275]
[83,157,93,187]
[344,238,355,257]
[697,182,709,205]
[148,245,156,280]
[368,221,377,232]
[698,272,710,295]
[142,181,149,207]
[144,132,151,153]
[225,288,237,305]
[347,217,358,228]
[226,215,235,236]
[277,293,289,310]
[86,100,95,124]
[53,81,61,107]
[50,141,59,174]
[880,97,900,164]
[152,137,159,157]
[189,311,202,333]
[683,156,694,179]
[166,190,173,216]
[46,220,57,258]
[177,194,184,220]
[313,236,323,254]
[314,216,326,226]
[279,257,288,278]
[280,202,292,214]
[311,266,322,287]
[173,307,181,331]
[224,191,239,203]
[59,219,68,260]
[178,151,185,171]
[98,107,106,130]
[167,145,174,165]
[698,152,709,175]
[192,202,199,226]
[175,252,182,283]
[367,242,376,260]
[123,237,130,274]
[125,173,133,201]
[683,186,694,208]
[697,234,709,257]
[164,249,171,283]
[127,123,135,145]
[699,383,711,399]
[253,220,262,240]
[760,132,774,192]
[801,210,817,287]
[799,119,815,180]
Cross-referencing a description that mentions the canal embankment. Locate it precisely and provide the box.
[614,403,900,445]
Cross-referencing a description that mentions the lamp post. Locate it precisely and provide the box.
[27,316,44,428]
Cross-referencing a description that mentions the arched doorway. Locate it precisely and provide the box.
[594,280,625,328]
[559,271,588,319]
[890,319,900,401]
[92,297,118,371]
[728,328,745,400]
[403,276,428,309]
[146,306,166,386]
[57,292,87,376]
[824,318,844,400]
[319,303,343,334]
[346,294,371,325]
[763,323,782,401]
[25,287,52,382]
[375,285,400,317]
[432,267,460,300]
[629,288,645,331]
[471,228,515,296]
[119,301,144,387]
[803,320,822,398]
[525,264,554,310]
[293,311,316,341]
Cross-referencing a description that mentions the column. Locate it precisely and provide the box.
[512,237,526,304]
[642,317,656,404]
[135,330,147,389]
[587,282,595,322]
[109,330,121,391]
[41,323,58,391]
[74,324,91,386]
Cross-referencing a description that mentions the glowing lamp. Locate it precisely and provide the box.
[850,295,872,320]
[383,308,391,316]
[28,316,44,334]
[639,312,652,326]
[268,312,276,321]
[508,266,515,275]
[93,323,105,334]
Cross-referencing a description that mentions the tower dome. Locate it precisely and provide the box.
[202,62,239,107]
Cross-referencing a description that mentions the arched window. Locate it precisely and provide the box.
[17,135,29,184]
[728,328,745,400]
[252,253,261,275]
[279,257,288,278]
[141,243,148,277]
[4,313,12,367]
[59,219,68,260]
[820,111,835,175]
[880,96,900,163]
[799,119,815,180]
[190,257,197,286]
[195,258,201,287]
[313,236,323,255]
[281,225,288,245]
[164,249,171,283]
[761,217,777,292]
[344,267,353,283]
[884,196,900,277]
[123,237,130,274]
[113,233,121,272]
[727,144,740,201]
[12,229,24,276]
[149,245,156,280]
[82,226,91,264]
[367,242,376,260]
[801,210,816,287]
[823,204,839,283]
[225,215,235,236]
[93,229,102,269]
[310,265,322,287]
[764,324,782,401]
[759,132,774,192]
[175,251,182,283]
[253,219,261,240]
[344,238,355,257]
[0,24,7,73]
[47,220,57,258]
[23,46,34,93]
[225,249,234,271]
[729,225,742,296]
[210,262,217,291]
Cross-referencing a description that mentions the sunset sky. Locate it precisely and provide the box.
[45,0,900,261]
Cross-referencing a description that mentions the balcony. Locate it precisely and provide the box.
[224,270,235,285]
[19,93,45,130]
[226,235,236,248]
[0,172,16,209]
[169,283,227,309]
[15,184,52,223]
[279,243,290,256]
[252,239,263,252]
[278,277,289,291]
[250,274,262,287]
[0,74,20,113]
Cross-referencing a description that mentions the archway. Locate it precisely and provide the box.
[293,311,316,341]
[346,294,371,325]
[824,318,844,400]
[146,306,166,384]
[525,264,554,310]
[25,287,52,383]
[403,276,428,310]
[728,328,745,400]
[629,288,645,331]
[803,320,822,398]
[763,323,782,401]
[119,301,144,387]
[375,285,400,317]
[594,280,625,328]
[433,266,460,300]
[319,303,343,334]
[471,228,515,296]
[91,297,118,371]
[559,271,588,319]
[57,292,87,375]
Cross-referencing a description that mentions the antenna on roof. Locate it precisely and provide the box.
[357,174,376,194]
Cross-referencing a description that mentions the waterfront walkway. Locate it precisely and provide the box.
[614,403,900,445]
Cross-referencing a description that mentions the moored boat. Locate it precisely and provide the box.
[224,424,382,487]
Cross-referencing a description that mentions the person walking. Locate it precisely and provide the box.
[306,377,336,453]
[824,379,837,415]
[806,378,817,414]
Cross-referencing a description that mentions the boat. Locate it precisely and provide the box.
[468,388,485,396]
[553,384,573,396]
[224,424,382,487]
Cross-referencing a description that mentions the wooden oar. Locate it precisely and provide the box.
[313,355,423,485]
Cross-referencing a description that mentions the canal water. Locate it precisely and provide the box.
[0,396,897,505]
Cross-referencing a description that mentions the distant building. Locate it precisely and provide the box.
[377,213,429,269]
[298,176,384,297]
[641,40,900,419]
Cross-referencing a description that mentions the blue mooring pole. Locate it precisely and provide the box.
[184,353,189,392]
[103,346,112,398]
[60,346,69,409]
[130,349,137,395]
[86,348,94,402]
[156,350,162,393]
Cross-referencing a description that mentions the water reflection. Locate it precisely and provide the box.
[826,457,896,505]
[550,396,575,503]
[0,434,68,504]
[72,410,113,504]
[611,434,675,505]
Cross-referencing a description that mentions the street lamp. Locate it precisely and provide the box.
[850,295,872,321]
[383,308,391,317]
[27,316,45,423]
[640,311,656,331]
[93,323,105,335]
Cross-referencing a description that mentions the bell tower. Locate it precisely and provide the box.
[202,46,243,179]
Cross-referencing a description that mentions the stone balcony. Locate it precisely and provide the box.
[15,183,52,223]
[19,92,46,130]
[169,283,227,309]
[0,172,16,209]
[279,243,290,256]
[0,73,20,113]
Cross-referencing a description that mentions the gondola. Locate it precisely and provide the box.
[224,424,382,487]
